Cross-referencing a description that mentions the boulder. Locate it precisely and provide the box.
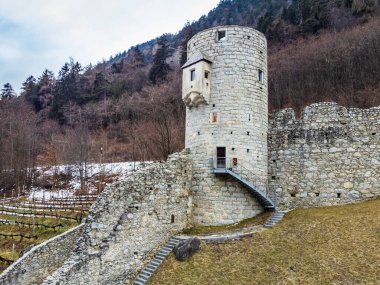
[174,237,201,261]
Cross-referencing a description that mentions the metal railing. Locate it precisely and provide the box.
[211,157,276,205]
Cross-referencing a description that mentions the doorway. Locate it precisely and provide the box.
[216,147,226,168]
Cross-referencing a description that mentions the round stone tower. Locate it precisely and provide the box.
[182,26,270,226]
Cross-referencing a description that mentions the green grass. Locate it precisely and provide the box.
[150,199,380,285]
[182,211,271,236]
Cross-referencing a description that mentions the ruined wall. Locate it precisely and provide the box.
[0,224,85,285]
[43,152,192,285]
[269,102,380,209]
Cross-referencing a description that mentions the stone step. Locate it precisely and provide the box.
[133,280,145,285]
[140,272,151,279]
[135,277,147,284]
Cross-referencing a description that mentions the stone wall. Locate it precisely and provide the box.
[0,224,85,285]
[42,151,192,285]
[268,102,380,209]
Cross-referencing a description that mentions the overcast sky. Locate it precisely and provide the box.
[0,0,220,93]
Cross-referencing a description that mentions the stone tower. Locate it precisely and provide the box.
[182,26,271,226]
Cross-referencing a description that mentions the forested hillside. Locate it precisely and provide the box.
[1,0,379,195]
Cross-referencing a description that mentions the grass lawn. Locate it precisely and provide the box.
[150,199,380,285]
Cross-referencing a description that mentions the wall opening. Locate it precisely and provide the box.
[190,69,195,81]
[258,70,264,82]
[211,112,218,123]
[171,215,175,223]
[217,30,226,41]
[205,71,210,79]
[315,192,320,197]
[337,193,341,198]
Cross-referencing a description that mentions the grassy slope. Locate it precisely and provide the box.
[150,199,380,285]
[0,214,80,271]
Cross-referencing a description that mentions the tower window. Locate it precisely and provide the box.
[211,112,218,123]
[205,71,210,79]
[217,30,226,41]
[258,70,264,82]
[248,114,251,121]
[190,69,196,81]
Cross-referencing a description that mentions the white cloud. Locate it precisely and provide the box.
[0,0,220,92]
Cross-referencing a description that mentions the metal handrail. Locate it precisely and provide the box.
[212,157,276,204]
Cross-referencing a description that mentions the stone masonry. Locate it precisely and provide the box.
[268,102,380,209]
[42,151,192,285]
[183,26,269,225]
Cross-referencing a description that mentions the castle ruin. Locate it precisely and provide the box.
[0,25,379,285]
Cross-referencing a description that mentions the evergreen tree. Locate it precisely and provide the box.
[50,59,82,124]
[1,83,15,99]
[22,76,40,110]
[149,35,171,85]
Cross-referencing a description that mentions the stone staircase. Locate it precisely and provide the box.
[263,211,285,228]
[133,237,181,285]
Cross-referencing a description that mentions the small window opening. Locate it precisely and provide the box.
[272,176,276,180]
[184,170,187,174]
[134,251,138,255]
[269,136,273,140]
[247,149,250,153]
[259,50,263,54]
[372,133,376,135]
[315,192,320,197]
[344,132,347,136]
[205,71,210,79]
[197,131,200,136]
[149,187,153,190]
[247,36,251,40]
[273,160,276,162]
[212,104,216,107]
[211,112,218,123]
[248,114,251,121]
[337,193,341,198]
[247,131,250,136]
[171,215,175,223]
[190,69,196,81]
[230,131,233,134]
[206,83,209,86]
[291,193,296,197]
[218,30,226,41]
[232,147,235,151]
[167,184,171,188]
[258,70,264,82]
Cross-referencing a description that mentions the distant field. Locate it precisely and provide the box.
[150,199,380,285]
[0,196,91,273]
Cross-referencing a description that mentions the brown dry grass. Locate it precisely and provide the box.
[150,199,380,285]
